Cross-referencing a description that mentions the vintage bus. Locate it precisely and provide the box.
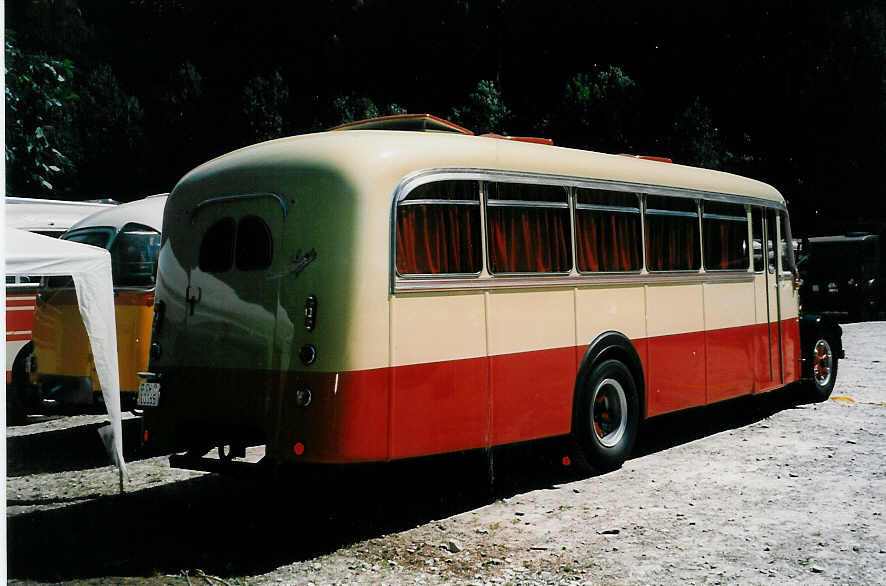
[31,194,168,409]
[6,197,117,421]
[140,114,842,472]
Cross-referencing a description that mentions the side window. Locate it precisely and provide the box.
[778,211,795,274]
[235,216,273,271]
[766,208,778,273]
[199,218,235,273]
[645,194,700,271]
[702,201,749,271]
[574,188,642,272]
[752,207,764,271]
[396,180,481,275]
[486,182,571,273]
[110,224,162,287]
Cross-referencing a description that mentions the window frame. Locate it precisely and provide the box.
[573,187,644,274]
[700,201,752,272]
[390,168,789,293]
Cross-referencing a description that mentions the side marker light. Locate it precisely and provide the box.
[562,456,571,467]
[293,442,305,456]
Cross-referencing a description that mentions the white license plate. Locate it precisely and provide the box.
[137,381,161,407]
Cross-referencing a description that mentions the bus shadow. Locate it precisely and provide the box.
[7,416,151,477]
[632,384,808,458]
[7,386,808,581]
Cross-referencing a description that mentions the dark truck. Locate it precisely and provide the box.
[799,233,882,321]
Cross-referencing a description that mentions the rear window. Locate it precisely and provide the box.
[110,224,161,287]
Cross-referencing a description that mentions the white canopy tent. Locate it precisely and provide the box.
[5,228,125,477]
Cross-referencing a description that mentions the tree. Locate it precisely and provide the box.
[448,79,510,134]
[243,69,289,142]
[5,29,78,195]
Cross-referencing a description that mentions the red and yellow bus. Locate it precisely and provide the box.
[141,114,842,471]
[32,195,167,409]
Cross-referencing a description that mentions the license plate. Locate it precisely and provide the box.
[137,381,161,407]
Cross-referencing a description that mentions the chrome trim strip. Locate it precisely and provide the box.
[575,204,641,213]
[399,199,479,206]
[393,271,754,293]
[486,200,569,209]
[645,209,699,218]
[392,168,789,210]
[192,192,288,219]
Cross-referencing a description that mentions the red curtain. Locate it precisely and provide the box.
[487,207,571,273]
[576,211,642,272]
[396,204,480,274]
[704,220,749,270]
[646,215,700,271]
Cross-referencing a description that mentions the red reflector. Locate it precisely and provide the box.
[143,429,149,442]
[144,292,156,307]
[562,456,571,467]
[293,442,305,456]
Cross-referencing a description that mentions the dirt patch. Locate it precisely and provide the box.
[6,322,886,585]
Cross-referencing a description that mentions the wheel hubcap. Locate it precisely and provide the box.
[813,339,832,388]
[591,378,627,448]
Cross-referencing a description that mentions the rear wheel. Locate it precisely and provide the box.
[806,336,838,402]
[572,359,640,472]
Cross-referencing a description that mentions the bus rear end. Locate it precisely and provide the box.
[141,138,372,462]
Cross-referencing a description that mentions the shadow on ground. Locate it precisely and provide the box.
[7,385,810,581]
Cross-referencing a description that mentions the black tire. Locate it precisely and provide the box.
[571,359,640,472]
[805,336,839,402]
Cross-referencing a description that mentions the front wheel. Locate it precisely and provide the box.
[805,336,839,402]
[572,359,640,472]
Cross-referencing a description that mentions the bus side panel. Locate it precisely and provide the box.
[390,292,488,459]
[390,357,489,458]
[274,369,390,463]
[704,281,756,403]
[487,289,576,445]
[645,283,706,416]
[32,291,92,378]
[107,291,154,393]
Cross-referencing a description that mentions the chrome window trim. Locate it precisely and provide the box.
[486,199,569,209]
[393,270,754,293]
[645,208,700,219]
[391,167,788,293]
[399,199,479,206]
[575,204,641,213]
[703,213,748,222]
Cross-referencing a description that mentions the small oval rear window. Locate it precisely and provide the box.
[199,218,235,273]
[235,216,273,270]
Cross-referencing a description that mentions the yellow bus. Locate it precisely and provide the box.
[140,114,842,472]
[32,194,168,409]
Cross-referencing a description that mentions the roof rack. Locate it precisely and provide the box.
[329,113,473,135]
[479,133,554,146]
[618,154,673,163]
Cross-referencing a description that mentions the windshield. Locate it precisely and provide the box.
[43,225,161,289]
[110,225,161,287]
[45,228,115,288]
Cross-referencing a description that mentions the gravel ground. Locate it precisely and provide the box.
[5,321,885,585]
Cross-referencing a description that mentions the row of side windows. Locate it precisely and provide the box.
[396,179,791,276]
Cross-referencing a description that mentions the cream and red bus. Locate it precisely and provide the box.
[31,194,167,409]
[140,114,842,472]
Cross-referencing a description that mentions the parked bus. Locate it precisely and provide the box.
[6,197,117,421]
[31,194,168,409]
[140,114,842,472]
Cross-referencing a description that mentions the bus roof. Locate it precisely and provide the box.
[5,197,118,233]
[67,194,168,233]
[182,130,786,205]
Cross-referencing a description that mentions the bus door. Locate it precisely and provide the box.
[774,210,801,382]
[178,193,288,433]
[765,208,783,386]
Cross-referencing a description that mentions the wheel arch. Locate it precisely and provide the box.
[798,313,844,379]
[576,331,646,420]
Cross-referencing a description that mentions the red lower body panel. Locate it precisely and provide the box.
[158,319,802,464]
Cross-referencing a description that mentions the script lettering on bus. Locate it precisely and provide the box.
[289,248,317,278]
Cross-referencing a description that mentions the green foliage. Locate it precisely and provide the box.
[5,29,78,194]
[550,67,639,151]
[449,79,510,134]
[243,69,289,142]
[330,94,406,127]
[672,97,755,171]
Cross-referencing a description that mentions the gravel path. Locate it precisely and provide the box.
[6,322,885,585]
